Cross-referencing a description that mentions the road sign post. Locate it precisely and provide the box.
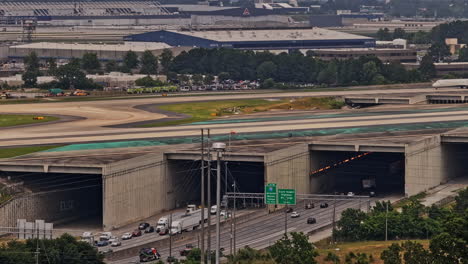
[278,189,296,205]
[265,183,277,205]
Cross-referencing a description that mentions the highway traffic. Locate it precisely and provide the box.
[109,197,370,264]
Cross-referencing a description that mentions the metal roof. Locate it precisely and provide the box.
[167,27,373,42]
[10,41,171,52]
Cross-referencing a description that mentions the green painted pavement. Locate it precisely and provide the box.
[46,120,468,152]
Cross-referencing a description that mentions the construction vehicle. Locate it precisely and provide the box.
[139,248,160,262]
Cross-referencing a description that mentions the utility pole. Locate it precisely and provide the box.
[206,129,212,263]
[284,206,288,236]
[169,212,173,259]
[213,142,225,264]
[332,197,337,244]
[200,129,206,263]
[232,181,237,256]
[385,202,388,241]
[35,225,39,264]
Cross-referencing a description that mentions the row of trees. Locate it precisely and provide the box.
[168,48,429,86]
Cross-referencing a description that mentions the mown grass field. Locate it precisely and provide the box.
[315,239,430,264]
[142,97,344,127]
[0,114,59,127]
[0,145,60,159]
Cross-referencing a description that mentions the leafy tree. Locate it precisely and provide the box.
[393,28,406,39]
[0,233,104,264]
[46,57,57,76]
[134,76,163,87]
[459,47,468,62]
[22,52,40,87]
[81,52,101,73]
[454,187,468,214]
[261,78,275,89]
[192,74,204,85]
[123,50,139,70]
[334,209,367,241]
[324,252,340,264]
[105,60,119,72]
[362,61,379,84]
[401,241,431,264]
[269,232,318,264]
[377,28,392,41]
[428,43,450,62]
[160,48,174,74]
[204,74,214,85]
[419,54,436,79]
[381,243,402,264]
[140,50,158,75]
[218,72,230,82]
[54,61,102,90]
[256,61,277,80]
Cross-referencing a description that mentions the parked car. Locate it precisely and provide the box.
[307,217,317,224]
[286,207,294,213]
[96,240,109,247]
[139,222,150,230]
[291,211,300,218]
[111,239,121,247]
[121,233,132,240]
[320,203,329,208]
[347,192,355,197]
[210,205,217,215]
[369,191,376,197]
[305,203,314,209]
[145,226,155,233]
[180,244,194,256]
[132,230,142,237]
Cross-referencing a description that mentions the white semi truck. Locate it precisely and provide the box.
[432,79,468,88]
[170,208,208,234]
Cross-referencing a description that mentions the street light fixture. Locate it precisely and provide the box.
[212,142,226,264]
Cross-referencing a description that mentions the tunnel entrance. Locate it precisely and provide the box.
[167,160,265,208]
[0,171,102,227]
[310,151,405,196]
[443,143,468,180]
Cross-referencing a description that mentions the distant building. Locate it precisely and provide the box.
[403,62,468,77]
[445,38,467,55]
[312,48,417,63]
[125,28,376,50]
[8,42,190,62]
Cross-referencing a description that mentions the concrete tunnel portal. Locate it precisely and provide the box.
[310,151,406,196]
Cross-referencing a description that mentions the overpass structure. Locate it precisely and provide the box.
[1,128,468,231]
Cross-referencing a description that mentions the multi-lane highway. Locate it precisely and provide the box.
[109,198,368,264]
[1,88,468,147]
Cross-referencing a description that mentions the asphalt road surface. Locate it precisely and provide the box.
[109,198,369,264]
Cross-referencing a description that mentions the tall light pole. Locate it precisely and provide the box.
[200,129,206,263]
[212,142,226,264]
[385,201,388,241]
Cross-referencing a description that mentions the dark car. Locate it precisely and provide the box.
[96,240,109,247]
[286,207,293,213]
[144,226,155,233]
[132,229,142,237]
[180,244,194,256]
[139,222,150,230]
[320,203,329,208]
[307,217,317,224]
[305,203,315,209]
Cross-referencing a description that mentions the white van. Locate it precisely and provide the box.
[210,205,217,215]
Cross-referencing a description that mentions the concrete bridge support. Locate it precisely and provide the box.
[102,153,166,230]
[264,143,310,193]
[405,136,446,196]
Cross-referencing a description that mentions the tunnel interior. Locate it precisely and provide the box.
[0,171,102,226]
[168,160,264,208]
[310,151,405,196]
[443,143,468,179]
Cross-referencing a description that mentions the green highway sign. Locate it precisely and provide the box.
[265,183,277,205]
[278,189,296,205]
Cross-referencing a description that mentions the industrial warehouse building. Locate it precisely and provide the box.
[124,27,376,50]
[8,42,190,62]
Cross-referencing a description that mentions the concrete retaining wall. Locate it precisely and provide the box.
[264,143,310,193]
[102,153,166,231]
[0,187,99,231]
[405,136,445,196]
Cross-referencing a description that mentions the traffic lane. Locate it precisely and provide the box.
[108,199,362,263]
[4,111,468,147]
